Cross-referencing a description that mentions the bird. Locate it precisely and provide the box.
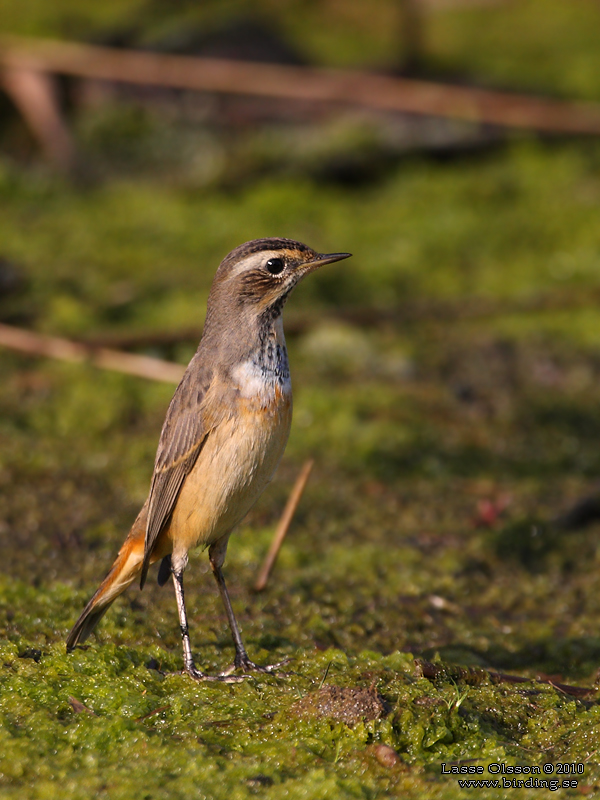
[66,238,351,680]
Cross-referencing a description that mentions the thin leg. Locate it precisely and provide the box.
[171,566,243,683]
[209,544,287,675]
[211,561,253,670]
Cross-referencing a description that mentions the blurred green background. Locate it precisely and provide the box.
[2,1,600,798]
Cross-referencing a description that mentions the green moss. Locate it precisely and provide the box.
[2,6,600,792]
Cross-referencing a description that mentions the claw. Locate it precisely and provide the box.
[175,666,247,683]
[223,656,291,676]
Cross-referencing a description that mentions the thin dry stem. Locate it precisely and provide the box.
[254,459,314,592]
[0,323,184,384]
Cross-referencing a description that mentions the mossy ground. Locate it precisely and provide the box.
[3,1,600,797]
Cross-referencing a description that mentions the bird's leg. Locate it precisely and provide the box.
[209,541,287,675]
[210,560,252,671]
[171,562,244,683]
[171,565,200,675]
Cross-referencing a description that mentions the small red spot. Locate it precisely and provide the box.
[472,495,511,528]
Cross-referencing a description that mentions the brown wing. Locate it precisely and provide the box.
[140,358,213,588]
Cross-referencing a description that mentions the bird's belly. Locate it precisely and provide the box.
[166,390,292,555]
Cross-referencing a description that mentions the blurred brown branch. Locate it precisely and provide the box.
[78,284,600,352]
[0,322,184,383]
[2,64,77,171]
[2,35,600,173]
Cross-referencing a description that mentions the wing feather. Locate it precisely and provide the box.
[139,359,213,587]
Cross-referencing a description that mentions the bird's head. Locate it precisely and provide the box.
[207,238,351,328]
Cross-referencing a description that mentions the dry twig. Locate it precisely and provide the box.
[417,659,595,698]
[2,64,76,171]
[80,285,600,352]
[68,696,96,715]
[254,459,314,592]
[0,322,184,384]
[2,36,600,135]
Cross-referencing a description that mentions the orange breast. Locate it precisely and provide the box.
[165,382,292,557]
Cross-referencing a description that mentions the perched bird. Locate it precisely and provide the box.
[66,238,351,680]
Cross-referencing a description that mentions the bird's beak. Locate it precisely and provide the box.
[304,252,352,272]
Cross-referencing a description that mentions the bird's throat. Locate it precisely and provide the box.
[231,316,291,401]
[254,316,290,386]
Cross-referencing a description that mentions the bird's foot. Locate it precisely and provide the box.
[181,663,247,683]
[219,654,290,677]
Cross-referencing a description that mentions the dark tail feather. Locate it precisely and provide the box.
[66,503,151,651]
[66,596,112,651]
[157,555,172,587]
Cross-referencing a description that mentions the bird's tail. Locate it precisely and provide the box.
[66,501,157,651]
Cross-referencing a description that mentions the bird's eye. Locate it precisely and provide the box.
[266,257,285,275]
